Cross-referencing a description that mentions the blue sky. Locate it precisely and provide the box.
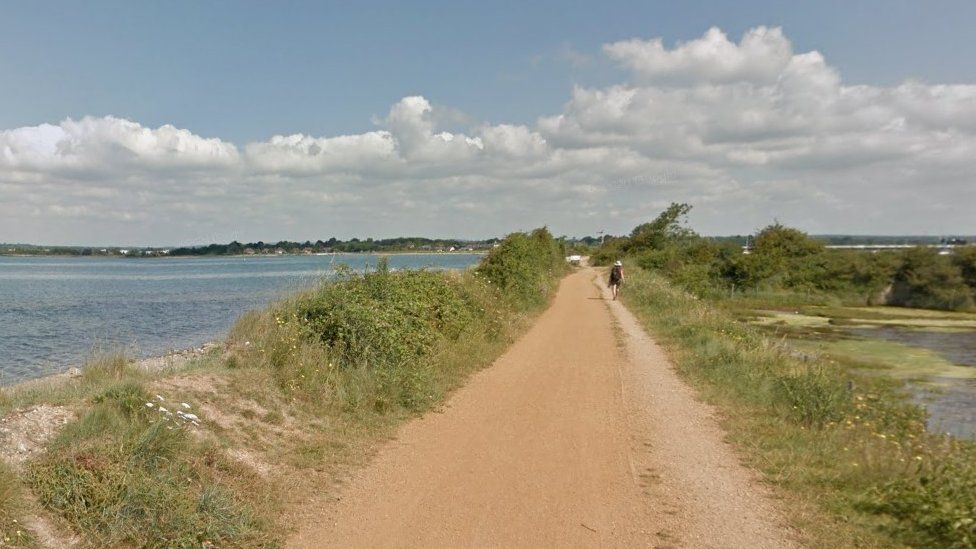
[3,1,973,143]
[2,1,975,244]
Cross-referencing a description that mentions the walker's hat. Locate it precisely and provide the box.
[614,260,622,266]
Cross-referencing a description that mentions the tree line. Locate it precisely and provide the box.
[593,203,976,311]
[167,237,503,256]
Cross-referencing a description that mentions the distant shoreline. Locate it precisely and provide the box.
[0,250,488,260]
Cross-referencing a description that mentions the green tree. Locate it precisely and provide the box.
[890,247,974,311]
[952,246,976,291]
[627,202,695,252]
[733,223,827,290]
[751,223,825,259]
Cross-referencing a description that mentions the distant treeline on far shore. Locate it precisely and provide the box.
[0,237,499,257]
[1,233,972,258]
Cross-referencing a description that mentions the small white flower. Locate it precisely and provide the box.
[145,403,154,408]
[158,407,169,413]
[184,413,199,421]
[181,403,191,409]
[155,395,165,402]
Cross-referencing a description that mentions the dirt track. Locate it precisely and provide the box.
[289,268,797,548]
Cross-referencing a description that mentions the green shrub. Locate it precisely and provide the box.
[589,236,627,266]
[627,202,696,251]
[890,247,974,311]
[475,227,566,309]
[868,455,976,548]
[776,365,851,426]
[953,246,976,292]
[228,228,565,414]
[295,268,485,370]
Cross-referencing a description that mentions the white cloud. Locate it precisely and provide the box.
[245,131,396,175]
[1,26,975,244]
[0,116,238,174]
[603,26,794,85]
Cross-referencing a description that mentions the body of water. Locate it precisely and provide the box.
[848,325,976,439]
[0,254,481,385]
[848,326,976,368]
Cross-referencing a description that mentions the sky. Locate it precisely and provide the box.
[1,0,975,245]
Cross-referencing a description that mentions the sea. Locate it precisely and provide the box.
[0,253,482,385]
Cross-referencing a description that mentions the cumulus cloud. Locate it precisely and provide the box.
[0,116,238,174]
[1,26,975,244]
[604,26,795,85]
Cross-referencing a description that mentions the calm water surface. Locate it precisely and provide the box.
[848,326,976,368]
[848,326,976,439]
[0,254,481,385]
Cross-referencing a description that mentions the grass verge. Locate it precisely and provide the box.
[620,265,976,548]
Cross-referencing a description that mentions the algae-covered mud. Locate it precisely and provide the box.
[742,305,976,438]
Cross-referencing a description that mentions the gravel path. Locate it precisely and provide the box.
[289,268,798,548]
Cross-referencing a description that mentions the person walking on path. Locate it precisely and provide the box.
[608,260,624,300]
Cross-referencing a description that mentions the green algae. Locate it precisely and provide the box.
[793,338,976,381]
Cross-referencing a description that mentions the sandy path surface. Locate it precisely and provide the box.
[289,269,797,548]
